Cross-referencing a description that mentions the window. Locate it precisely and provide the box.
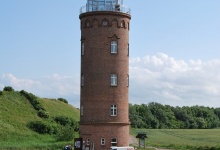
[121,21,125,28]
[81,75,84,86]
[128,22,130,30]
[128,43,129,56]
[81,106,83,116]
[111,41,117,54]
[87,138,90,145]
[127,75,129,87]
[86,20,90,27]
[111,74,117,86]
[111,138,117,146]
[101,138,105,145]
[81,42,84,55]
[121,22,123,27]
[103,21,108,26]
[111,105,117,116]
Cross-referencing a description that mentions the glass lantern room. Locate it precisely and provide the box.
[80,0,130,14]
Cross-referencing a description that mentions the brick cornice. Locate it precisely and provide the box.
[79,121,130,126]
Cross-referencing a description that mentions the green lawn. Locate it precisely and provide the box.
[131,128,220,150]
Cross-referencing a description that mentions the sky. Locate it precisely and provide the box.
[0,0,220,108]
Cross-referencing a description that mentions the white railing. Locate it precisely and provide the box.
[80,4,131,15]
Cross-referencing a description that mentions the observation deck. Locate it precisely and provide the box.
[80,0,131,15]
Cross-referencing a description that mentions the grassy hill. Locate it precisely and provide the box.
[1,88,220,150]
[0,89,80,150]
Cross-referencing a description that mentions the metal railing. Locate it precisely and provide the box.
[80,4,131,15]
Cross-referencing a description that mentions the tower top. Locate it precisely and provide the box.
[80,0,130,15]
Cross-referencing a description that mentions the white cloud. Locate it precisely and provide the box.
[1,74,41,89]
[1,53,220,108]
[129,53,220,107]
[0,73,80,107]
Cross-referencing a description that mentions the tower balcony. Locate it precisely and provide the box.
[80,3,131,15]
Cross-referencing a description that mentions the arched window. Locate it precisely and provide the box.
[85,20,90,27]
[102,19,109,27]
[121,20,125,28]
[111,19,118,27]
[92,18,99,27]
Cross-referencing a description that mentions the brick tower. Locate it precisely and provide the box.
[79,0,131,149]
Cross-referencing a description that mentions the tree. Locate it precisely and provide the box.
[58,98,68,104]
[55,126,75,141]
[3,86,14,92]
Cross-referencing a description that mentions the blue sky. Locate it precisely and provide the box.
[0,0,220,108]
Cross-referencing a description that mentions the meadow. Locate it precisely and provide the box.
[1,89,220,150]
[131,128,220,150]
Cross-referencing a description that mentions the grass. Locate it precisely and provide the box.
[1,90,220,150]
[0,91,80,150]
[131,128,220,150]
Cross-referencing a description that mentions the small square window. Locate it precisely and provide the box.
[111,41,118,54]
[101,138,105,145]
[111,74,117,86]
[111,138,117,146]
[87,138,90,145]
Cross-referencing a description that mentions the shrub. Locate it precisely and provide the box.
[58,98,68,104]
[0,91,3,96]
[27,121,57,134]
[54,125,75,141]
[20,90,45,111]
[3,86,14,92]
[54,116,79,131]
[38,109,49,118]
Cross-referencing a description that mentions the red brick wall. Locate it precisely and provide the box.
[80,124,129,150]
[79,11,131,150]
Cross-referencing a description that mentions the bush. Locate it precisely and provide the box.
[54,125,75,141]
[54,116,79,131]
[3,86,14,92]
[58,98,68,104]
[0,91,3,96]
[20,90,45,111]
[38,109,49,118]
[27,121,57,134]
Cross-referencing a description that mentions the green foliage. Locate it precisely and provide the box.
[0,90,3,96]
[54,116,79,131]
[27,121,58,134]
[38,109,49,118]
[54,125,75,141]
[3,86,14,92]
[129,103,220,129]
[58,98,68,104]
[20,90,45,111]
